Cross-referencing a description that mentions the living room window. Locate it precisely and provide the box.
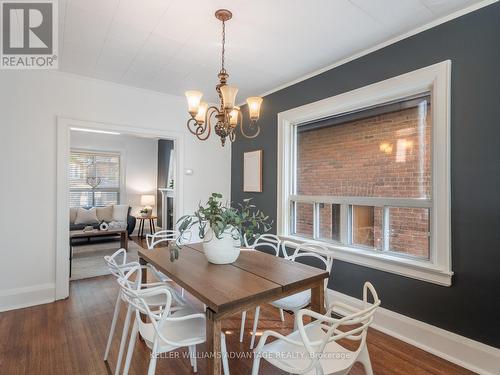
[69,150,121,207]
[278,61,452,285]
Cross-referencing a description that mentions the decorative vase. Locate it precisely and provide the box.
[202,227,241,264]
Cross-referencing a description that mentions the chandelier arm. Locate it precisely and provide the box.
[240,120,261,139]
[186,117,205,136]
[194,122,211,141]
[193,106,220,141]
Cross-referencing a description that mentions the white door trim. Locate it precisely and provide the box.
[56,117,185,300]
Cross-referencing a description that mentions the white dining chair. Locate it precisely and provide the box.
[252,281,380,375]
[102,248,184,375]
[249,241,334,349]
[240,234,285,343]
[118,264,230,375]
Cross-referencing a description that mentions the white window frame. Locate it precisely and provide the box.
[69,148,125,207]
[277,61,452,286]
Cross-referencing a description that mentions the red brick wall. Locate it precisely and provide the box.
[295,102,431,257]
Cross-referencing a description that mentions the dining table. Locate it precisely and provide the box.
[137,242,330,375]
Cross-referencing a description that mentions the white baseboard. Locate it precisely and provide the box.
[0,283,55,312]
[328,289,500,375]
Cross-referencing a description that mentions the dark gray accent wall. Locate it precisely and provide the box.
[231,3,500,348]
[157,139,174,228]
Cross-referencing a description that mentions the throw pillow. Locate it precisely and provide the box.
[96,206,114,222]
[74,207,99,225]
[69,207,78,223]
[112,204,129,222]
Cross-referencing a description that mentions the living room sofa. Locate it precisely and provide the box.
[69,205,136,240]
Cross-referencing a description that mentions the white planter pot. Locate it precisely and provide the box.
[203,227,241,264]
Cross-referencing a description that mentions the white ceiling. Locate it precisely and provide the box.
[59,0,487,102]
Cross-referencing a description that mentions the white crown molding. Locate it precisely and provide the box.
[328,289,500,375]
[258,0,499,99]
[0,283,55,312]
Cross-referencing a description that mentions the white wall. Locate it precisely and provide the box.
[70,131,159,216]
[0,70,231,311]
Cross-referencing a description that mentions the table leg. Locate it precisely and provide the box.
[151,218,155,234]
[138,256,148,324]
[311,281,325,315]
[138,220,144,238]
[206,308,222,375]
[120,232,128,250]
[139,256,148,285]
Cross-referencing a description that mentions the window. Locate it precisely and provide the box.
[294,94,431,258]
[69,150,121,207]
[278,61,452,286]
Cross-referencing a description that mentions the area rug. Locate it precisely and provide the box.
[71,239,140,280]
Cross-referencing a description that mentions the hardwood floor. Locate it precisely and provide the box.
[0,241,476,374]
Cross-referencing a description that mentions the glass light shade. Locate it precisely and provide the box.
[220,85,238,110]
[140,194,155,207]
[229,106,240,126]
[195,102,208,123]
[185,90,203,115]
[246,96,263,121]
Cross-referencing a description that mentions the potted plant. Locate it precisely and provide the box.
[175,193,272,264]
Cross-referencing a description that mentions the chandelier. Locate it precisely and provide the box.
[184,9,263,146]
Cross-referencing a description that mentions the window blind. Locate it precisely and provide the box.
[69,150,121,207]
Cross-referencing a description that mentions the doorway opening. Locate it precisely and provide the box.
[56,118,185,298]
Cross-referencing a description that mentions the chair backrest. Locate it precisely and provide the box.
[289,242,334,280]
[103,248,138,279]
[146,230,192,249]
[296,282,381,374]
[244,233,282,257]
[280,240,301,259]
[118,265,204,348]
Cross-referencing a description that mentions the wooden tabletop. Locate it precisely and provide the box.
[137,242,329,315]
[138,241,329,375]
[70,228,126,238]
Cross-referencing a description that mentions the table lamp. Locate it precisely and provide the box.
[140,194,155,217]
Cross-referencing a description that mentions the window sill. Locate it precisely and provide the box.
[279,235,453,286]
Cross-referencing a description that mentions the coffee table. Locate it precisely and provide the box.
[69,228,128,277]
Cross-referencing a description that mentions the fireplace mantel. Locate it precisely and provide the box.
[158,188,174,230]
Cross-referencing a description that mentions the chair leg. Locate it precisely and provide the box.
[147,353,158,375]
[239,311,247,342]
[251,356,261,375]
[293,309,299,331]
[104,292,122,361]
[188,346,194,367]
[250,306,260,349]
[221,333,230,375]
[357,344,373,375]
[279,308,285,322]
[181,288,185,299]
[114,305,132,375]
[188,345,197,373]
[122,320,138,375]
